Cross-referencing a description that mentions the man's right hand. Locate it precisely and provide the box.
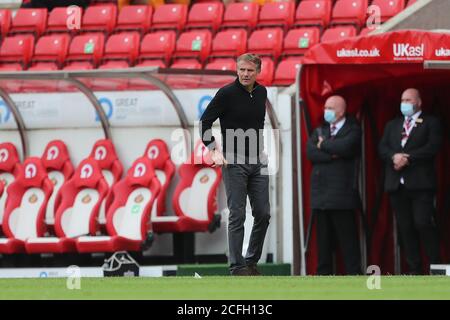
[392,153,409,171]
[209,149,228,168]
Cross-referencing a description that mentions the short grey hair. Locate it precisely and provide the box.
[237,53,262,72]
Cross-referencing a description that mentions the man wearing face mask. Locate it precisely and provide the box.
[379,88,442,275]
[306,95,362,275]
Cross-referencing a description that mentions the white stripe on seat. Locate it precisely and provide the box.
[26,237,60,243]
[45,171,65,225]
[78,236,111,242]
[152,216,179,222]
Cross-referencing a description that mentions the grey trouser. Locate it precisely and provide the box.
[222,163,271,272]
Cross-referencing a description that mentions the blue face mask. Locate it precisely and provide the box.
[324,109,336,123]
[401,103,415,117]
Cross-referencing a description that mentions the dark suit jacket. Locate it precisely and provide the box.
[306,116,361,210]
[379,113,442,192]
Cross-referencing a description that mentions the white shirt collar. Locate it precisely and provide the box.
[404,110,422,122]
[331,117,346,134]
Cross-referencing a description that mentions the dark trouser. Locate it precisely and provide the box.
[315,209,361,275]
[389,186,441,274]
[222,163,270,273]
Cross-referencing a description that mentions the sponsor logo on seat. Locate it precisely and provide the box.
[80,164,93,179]
[29,193,38,204]
[134,194,144,203]
[47,146,59,160]
[0,148,9,162]
[133,163,146,178]
[200,174,209,184]
[94,146,107,160]
[147,146,159,159]
[82,194,92,204]
[25,164,37,179]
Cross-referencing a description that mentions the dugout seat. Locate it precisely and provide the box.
[88,139,123,225]
[41,140,74,227]
[152,140,221,233]
[144,139,176,223]
[76,156,160,252]
[0,143,21,229]
[0,157,53,254]
[25,158,109,253]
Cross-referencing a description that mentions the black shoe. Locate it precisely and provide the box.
[247,264,261,276]
[231,267,252,276]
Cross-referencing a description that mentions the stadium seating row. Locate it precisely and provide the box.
[0,138,221,254]
[0,0,416,86]
[0,0,414,38]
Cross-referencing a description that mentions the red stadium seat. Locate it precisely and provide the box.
[0,35,35,67]
[257,1,295,31]
[210,29,247,59]
[0,158,53,254]
[256,57,274,86]
[135,60,166,68]
[143,140,175,222]
[0,9,11,37]
[138,31,176,66]
[41,140,74,227]
[248,28,283,60]
[31,34,70,69]
[116,5,153,34]
[273,58,303,86]
[82,4,117,34]
[152,140,221,233]
[76,156,160,252]
[173,30,212,64]
[151,4,188,33]
[25,158,109,253]
[9,8,47,37]
[47,6,83,34]
[102,32,140,65]
[331,0,369,27]
[294,0,332,28]
[170,59,202,69]
[283,27,320,57]
[371,0,406,23]
[221,2,259,31]
[0,143,21,230]
[65,33,105,68]
[88,139,123,226]
[205,58,236,71]
[321,26,358,42]
[186,2,224,32]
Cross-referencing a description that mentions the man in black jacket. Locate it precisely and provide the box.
[306,95,362,275]
[379,88,442,274]
[199,53,270,276]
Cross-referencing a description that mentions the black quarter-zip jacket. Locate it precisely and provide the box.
[199,78,267,164]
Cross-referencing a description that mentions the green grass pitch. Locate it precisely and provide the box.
[0,276,449,300]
